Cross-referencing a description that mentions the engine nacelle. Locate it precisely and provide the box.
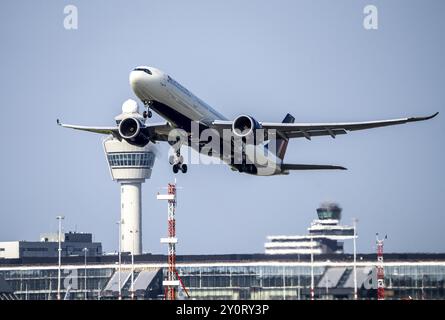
[118,117,150,147]
[232,115,262,138]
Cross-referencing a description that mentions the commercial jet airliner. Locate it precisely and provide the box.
[58,66,438,176]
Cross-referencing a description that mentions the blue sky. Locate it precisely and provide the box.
[0,0,444,254]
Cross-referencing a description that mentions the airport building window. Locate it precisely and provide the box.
[107,153,154,168]
[23,248,48,252]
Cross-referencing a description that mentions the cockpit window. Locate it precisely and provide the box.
[133,67,152,75]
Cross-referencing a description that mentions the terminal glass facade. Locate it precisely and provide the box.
[384,265,445,300]
[177,265,324,300]
[0,268,114,300]
[177,264,445,300]
[1,262,444,300]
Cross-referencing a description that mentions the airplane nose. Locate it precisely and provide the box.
[129,70,149,101]
[129,70,147,88]
[130,67,163,101]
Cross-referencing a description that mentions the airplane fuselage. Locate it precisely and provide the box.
[130,67,226,124]
[129,66,283,176]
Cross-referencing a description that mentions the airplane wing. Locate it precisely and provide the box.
[144,122,174,141]
[212,112,438,140]
[56,119,173,142]
[57,119,119,135]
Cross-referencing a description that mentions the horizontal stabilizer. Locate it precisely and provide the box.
[282,164,347,171]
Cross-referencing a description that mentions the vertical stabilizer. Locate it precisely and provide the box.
[276,113,295,160]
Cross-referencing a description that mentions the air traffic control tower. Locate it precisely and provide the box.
[103,103,156,255]
[59,99,156,255]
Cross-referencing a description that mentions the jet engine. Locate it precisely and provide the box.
[118,117,150,147]
[232,115,262,138]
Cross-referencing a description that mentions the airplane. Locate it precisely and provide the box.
[58,66,438,176]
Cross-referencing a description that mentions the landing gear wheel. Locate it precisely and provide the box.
[171,144,186,174]
[143,100,153,119]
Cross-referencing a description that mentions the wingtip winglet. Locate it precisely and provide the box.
[424,112,439,120]
[409,112,439,122]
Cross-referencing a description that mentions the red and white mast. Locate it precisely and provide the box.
[157,181,189,300]
[375,233,387,300]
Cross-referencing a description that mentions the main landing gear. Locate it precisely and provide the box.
[143,100,153,118]
[169,150,188,174]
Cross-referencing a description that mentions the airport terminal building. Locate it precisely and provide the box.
[0,253,444,300]
[1,203,443,300]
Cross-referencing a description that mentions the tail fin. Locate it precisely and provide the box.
[276,113,295,160]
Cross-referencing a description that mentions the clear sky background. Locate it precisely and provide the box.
[0,0,444,255]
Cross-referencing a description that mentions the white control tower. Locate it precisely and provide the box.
[103,102,156,255]
[58,99,156,255]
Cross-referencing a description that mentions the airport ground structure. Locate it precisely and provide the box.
[0,253,444,300]
[0,232,102,259]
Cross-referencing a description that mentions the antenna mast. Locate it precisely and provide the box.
[376,233,387,300]
[157,181,189,300]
